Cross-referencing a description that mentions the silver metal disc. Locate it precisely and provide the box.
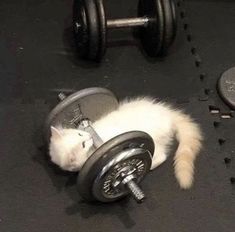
[92,148,152,202]
[77,131,154,202]
[44,87,118,143]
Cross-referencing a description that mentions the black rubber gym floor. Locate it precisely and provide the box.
[0,0,235,231]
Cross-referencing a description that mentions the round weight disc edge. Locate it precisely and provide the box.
[44,87,119,143]
[77,131,154,202]
[92,148,152,202]
[159,0,175,55]
[138,0,165,57]
[73,0,89,58]
[217,67,235,110]
[95,0,107,61]
[84,0,100,60]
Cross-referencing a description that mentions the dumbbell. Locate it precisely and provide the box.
[73,0,177,61]
[45,87,155,203]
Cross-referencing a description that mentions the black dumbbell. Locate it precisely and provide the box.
[45,87,155,203]
[73,0,177,61]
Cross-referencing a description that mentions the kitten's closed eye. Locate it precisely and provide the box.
[82,141,86,148]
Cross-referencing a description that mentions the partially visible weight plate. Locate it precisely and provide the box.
[217,67,235,110]
[77,131,154,202]
[44,87,119,143]
[73,0,100,60]
[138,0,177,57]
[138,0,164,57]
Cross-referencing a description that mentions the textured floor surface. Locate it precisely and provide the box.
[0,0,235,232]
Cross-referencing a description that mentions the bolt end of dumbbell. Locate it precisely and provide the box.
[125,179,146,204]
[136,195,146,204]
[134,191,146,204]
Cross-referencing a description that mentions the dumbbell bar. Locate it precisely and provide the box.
[75,17,150,30]
[73,0,177,61]
[107,17,149,29]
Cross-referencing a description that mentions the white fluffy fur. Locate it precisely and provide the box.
[49,97,203,189]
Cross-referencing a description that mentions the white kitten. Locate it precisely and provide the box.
[49,127,93,171]
[49,97,203,189]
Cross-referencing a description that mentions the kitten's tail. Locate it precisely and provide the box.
[173,110,203,189]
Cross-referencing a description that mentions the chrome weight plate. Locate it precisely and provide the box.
[92,148,152,202]
[77,131,154,202]
[44,87,119,143]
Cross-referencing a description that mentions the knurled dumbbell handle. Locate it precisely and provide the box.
[58,93,103,148]
[107,17,149,29]
[74,17,149,31]
[79,119,103,148]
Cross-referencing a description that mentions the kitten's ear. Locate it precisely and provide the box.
[51,126,63,139]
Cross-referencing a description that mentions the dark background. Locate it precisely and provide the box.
[0,0,235,231]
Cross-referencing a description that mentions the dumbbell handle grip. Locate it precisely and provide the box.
[57,93,103,148]
[107,17,149,29]
[79,119,103,148]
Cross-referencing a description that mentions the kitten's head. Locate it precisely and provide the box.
[49,126,93,172]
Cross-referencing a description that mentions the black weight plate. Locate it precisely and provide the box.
[73,0,89,58]
[160,0,177,54]
[217,67,235,110]
[44,87,119,143]
[138,0,164,57]
[95,0,107,61]
[73,0,100,60]
[170,0,177,43]
[85,0,100,60]
[77,131,154,202]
